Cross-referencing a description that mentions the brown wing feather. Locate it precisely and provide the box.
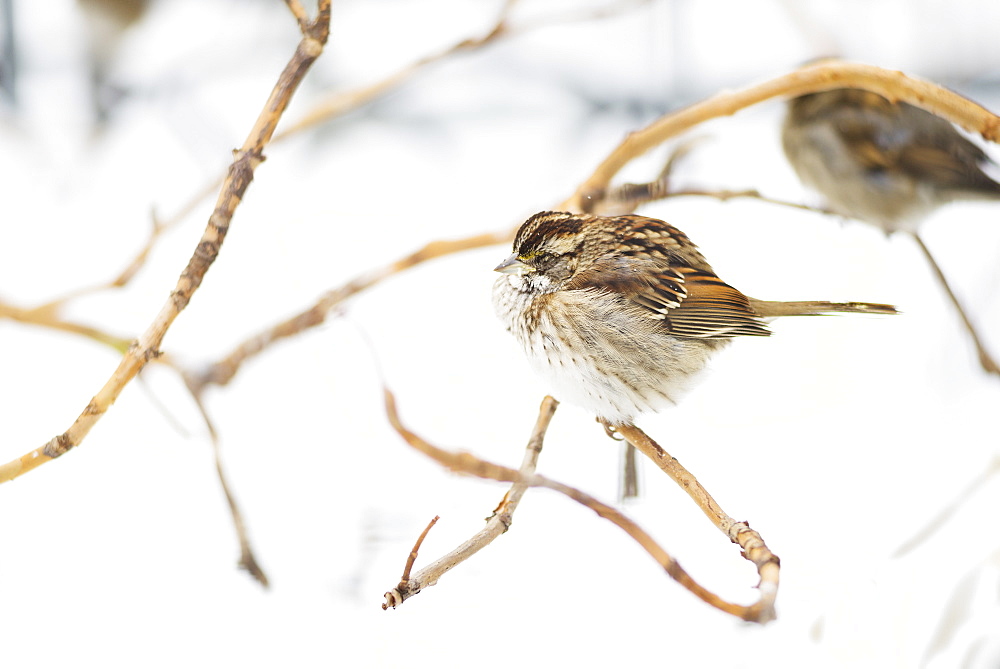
[829,92,1000,195]
[666,268,770,338]
[567,250,769,339]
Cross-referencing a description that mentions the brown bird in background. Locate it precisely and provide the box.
[782,87,1000,374]
[77,0,150,122]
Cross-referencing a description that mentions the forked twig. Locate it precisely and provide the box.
[399,516,440,586]
[383,396,555,609]
[0,1,333,483]
[382,391,776,623]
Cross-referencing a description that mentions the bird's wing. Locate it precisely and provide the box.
[835,98,1000,195]
[568,254,770,339]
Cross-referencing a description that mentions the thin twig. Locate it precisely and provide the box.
[0,301,131,353]
[381,389,774,622]
[189,231,511,392]
[598,136,708,214]
[80,0,640,310]
[383,396,555,609]
[25,207,171,314]
[665,188,842,216]
[911,232,999,374]
[274,0,646,140]
[400,516,440,585]
[180,370,269,587]
[893,456,1000,558]
[0,1,333,484]
[623,133,836,217]
[613,423,779,623]
[283,0,310,33]
[9,0,525,325]
[4,177,212,324]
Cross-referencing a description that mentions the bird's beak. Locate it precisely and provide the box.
[494,254,535,276]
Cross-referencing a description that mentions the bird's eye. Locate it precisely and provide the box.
[518,249,550,265]
[519,249,556,270]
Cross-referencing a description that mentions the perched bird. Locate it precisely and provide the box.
[493,211,896,427]
[782,87,1000,374]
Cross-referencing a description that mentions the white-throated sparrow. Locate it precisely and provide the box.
[493,211,896,426]
[782,87,1000,373]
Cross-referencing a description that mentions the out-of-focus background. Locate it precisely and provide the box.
[1,1,999,666]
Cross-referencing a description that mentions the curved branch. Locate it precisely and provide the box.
[614,423,779,622]
[188,231,510,392]
[564,60,1000,212]
[382,389,775,623]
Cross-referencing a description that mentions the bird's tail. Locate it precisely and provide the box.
[749,299,898,317]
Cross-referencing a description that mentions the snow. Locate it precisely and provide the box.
[1,1,999,667]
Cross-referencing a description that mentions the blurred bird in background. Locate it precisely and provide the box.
[782,85,1000,375]
[77,0,150,122]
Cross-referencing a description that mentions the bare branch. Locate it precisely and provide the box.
[0,0,647,381]
[381,389,774,623]
[0,301,131,353]
[564,60,1000,212]
[910,232,1000,374]
[598,137,843,217]
[612,183,844,218]
[663,188,842,216]
[283,0,310,33]
[27,207,171,313]
[398,516,440,588]
[275,0,645,140]
[189,230,511,392]
[0,1,334,484]
[383,396,555,609]
[8,0,644,342]
[613,423,779,623]
[178,370,269,587]
[893,456,1000,558]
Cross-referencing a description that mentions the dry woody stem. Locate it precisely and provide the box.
[400,516,441,584]
[382,392,775,623]
[383,396,555,609]
[0,1,332,483]
[614,424,779,622]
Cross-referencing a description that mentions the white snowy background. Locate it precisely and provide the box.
[1,1,999,667]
